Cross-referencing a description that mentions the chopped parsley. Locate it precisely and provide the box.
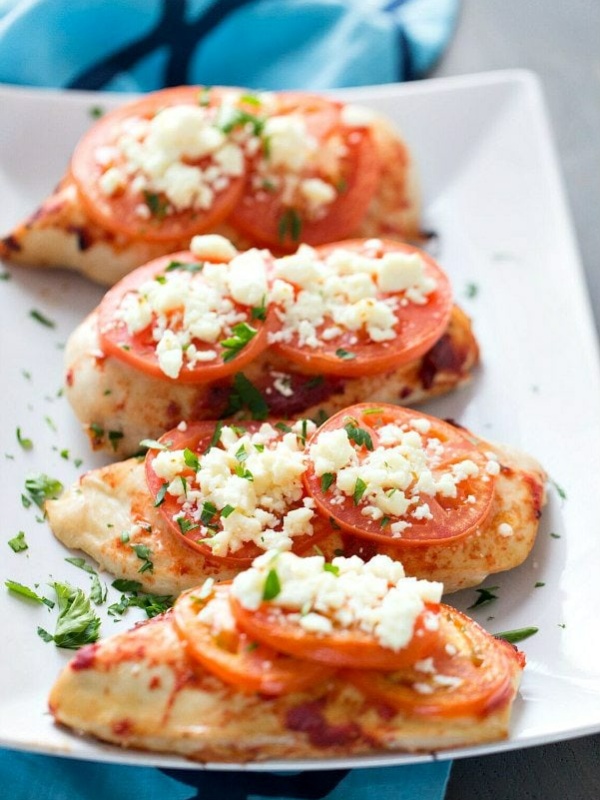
[0,270,11,281]
[323,563,340,576]
[130,544,153,574]
[16,427,33,451]
[140,438,171,451]
[200,501,218,527]
[353,477,367,505]
[534,581,546,588]
[335,348,356,361]
[465,282,479,299]
[550,532,561,539]
[220,322,258,362]
[90,574,107,605]
[251,298,268,321]
[204,421,224,454]
[8,532,28,553]
[24,473,63,509]
[143,190,169,219]
[275,422,292,433]
[109,579,173,618]
[154,482,169,507]
[344,421,373,451]
[277,208,302,243]
[262,568,281,601]
[89,105,104,119]
[5,579,54,607]
[183,448,200,471]
[221,504,235,518]
[65,556,96,574]
[467,585,499,610]
[321,473,335,492]
[218,107,265,136]
[494,626,538,644]
[177,517,199,534]
[235,443,249,462]
[552,480,567,501]
[223,372,269,420]
[29,309,56,328]
[164,260,203,273]
[38,582,101,649]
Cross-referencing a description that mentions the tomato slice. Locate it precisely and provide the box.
[228,93,381,250]
[145,419,332,566]
[97,250,272,383]
[303,403,496,546]
[230,595,441,670]
[72,86,249,242]
[173,585,333,695]
[345,605,523,718]
[268,240,453,377]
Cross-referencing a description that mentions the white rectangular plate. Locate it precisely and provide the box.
[1,70,600,771]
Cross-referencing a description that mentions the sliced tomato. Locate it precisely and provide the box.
[303,403,496,546]
[345,605,522,718]
[97,250,271,383]
[173,585,333,695]
[145,419,333,566]
[72,86,248,242]
[269,240,453,377]
[228,94,381,250]
[230,595,441,670]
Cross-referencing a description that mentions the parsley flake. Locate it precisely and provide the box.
[353,477,367,505]
[262,569,281,601]
[467,586,499,609]
[220,322,258,363]
[321,473,335,492]
[8,531,28,553]
[344,421,373,451]
[29,309,56,328]
[5,579,54,607]
[16,427,33,451]
[277,208,302,243]
[335,348,356,361]
[143,190,169,219]
[494,627,538,644]
[24,473,63,509]
[223,373,269,420]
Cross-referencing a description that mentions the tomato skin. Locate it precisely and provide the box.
[230,596,442,670]
[173,585,333,695]
[72,87,251,243]
[144,420,333,567]
[229,119,381,251]
[303,403,496,547]
[97,250,272,384]
[344,605,521,719]
[268,240,454,378]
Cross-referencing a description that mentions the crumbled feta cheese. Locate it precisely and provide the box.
[190,234,238,262]
[497,522,514,537]
[232,551,443,652]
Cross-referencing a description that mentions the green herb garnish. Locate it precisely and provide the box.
[29,309,56,328]
[143,190,169,219]
[220,322,258,363]
[164,260,203,273]
[5,580,54,607]
[353,477,367,505]
[335,348,356,361]
[223,373,269,420]
[494,627,538,644]
[323,563,340,576]
[24,473,63,509]
[183,448,200,471]
[344,421,373,451]
[154,482,169,507]
[321,473,335,492]
[65,557,96,574]
[262,569,281,601]
[43,582,101,649]
[467,586,499,610]
[277,208,302,243]
[16,427,33,451]
[131,544,153,574]
[8,532,28,553]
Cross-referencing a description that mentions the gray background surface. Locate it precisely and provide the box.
[431,2,600,797]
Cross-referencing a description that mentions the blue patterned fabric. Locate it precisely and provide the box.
[0,0,458,796]
[0,748,451,800]
[0,0,458,91]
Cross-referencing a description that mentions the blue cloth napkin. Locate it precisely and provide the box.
[0,748,451,800]
[0,0,458,797]
[0,0,458,90]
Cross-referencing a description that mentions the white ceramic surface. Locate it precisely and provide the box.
[1,71,599,771]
